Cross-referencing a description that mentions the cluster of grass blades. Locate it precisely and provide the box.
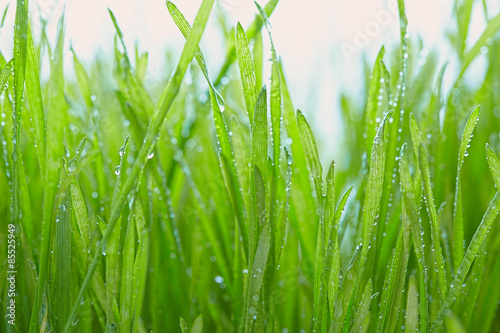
[2,0,500,331]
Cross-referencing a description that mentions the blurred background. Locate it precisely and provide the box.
[0,0,495,169]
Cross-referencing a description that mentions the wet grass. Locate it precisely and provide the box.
[1,0,500,332]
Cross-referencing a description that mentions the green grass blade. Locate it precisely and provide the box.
[296,110,322,203]
[165,1,224,107]
[364,47,385,154]
[191,314,203,333]
[25,25,46,178]
[250,87,268,262]
[461,11,500,76]
[400,143,428,333]
[244,166,270,332]
[444,312,466,333]
[359,111,391,273]
[0,59,13,96]
[405,275,419,333]
[30,10,66,333]
[351,279,373,333]
[120,201,136,333]
[486,144,500,189]
[235,23,257,124]
[452,106,481,271]
[432,191,500,331]
[418,144,447,301]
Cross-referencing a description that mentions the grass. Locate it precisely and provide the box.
[1,0,500,332]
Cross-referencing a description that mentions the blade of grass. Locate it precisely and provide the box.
[359,111,391,275]
[0,59,13,96]
[25,25,46,178]
[351,279,373,333]
[452,106,481,271]
[30,10,66,333]
[235,23,257,124]
[418,144,447,301]
[432,195,500,330]
[405,275,419,333]
[244,166,270,333]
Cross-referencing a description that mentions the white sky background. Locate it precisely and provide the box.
[0,0,496,167]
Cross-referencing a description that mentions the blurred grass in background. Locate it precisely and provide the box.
[2,0,500,332]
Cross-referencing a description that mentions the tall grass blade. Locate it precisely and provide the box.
[452,106,481,270]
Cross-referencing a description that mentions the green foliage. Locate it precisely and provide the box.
[1,0,500,332]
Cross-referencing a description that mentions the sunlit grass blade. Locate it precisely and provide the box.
[280,64,315,263]
[250,87,268,261]
[444,312,466,333]
[119,199,136,333]
[432,195,500,330]
[405,275,419,333]
[131,199,149,333]
[452,105,480,270]
[26,25,46,178]
[359,111,391,275]
[376,211,409,333]
[244,166,270,332]
[296,110,322,203]
[486,143,500,188]
[30,10,66,333]
[0,59,13,96]
[400,143,428,333]
[351,279,373,333]
[166,1,224,107]
[364,47,385,154]
[331,244,361,332]
[417,144,447,301]
[235,22,257,124]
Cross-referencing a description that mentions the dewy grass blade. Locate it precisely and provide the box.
[244,166,271,333]
[120,198,136,333]
[405,275,419,333]
[418,144,447,301]
[280,65,315,262]
[359,111,391,274]
[486,144,500,189]
[432,192,500,331]
[131,199,149,333]
[166,1,224,107]
[364,47,385,154]
[400,143,428,333]
[351,279,373,333]
[63,0,215,330]
[53,187,72,330]
[10,7,28,324]
[26,25,46,178]
[296,110,322,204]
[30,8,66,333]
[0,59,14,96]
[452,106,480,271]
[235,23,257,124]
[461,11,500,77]
[255,1,282,230]
[250,87,268,262]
